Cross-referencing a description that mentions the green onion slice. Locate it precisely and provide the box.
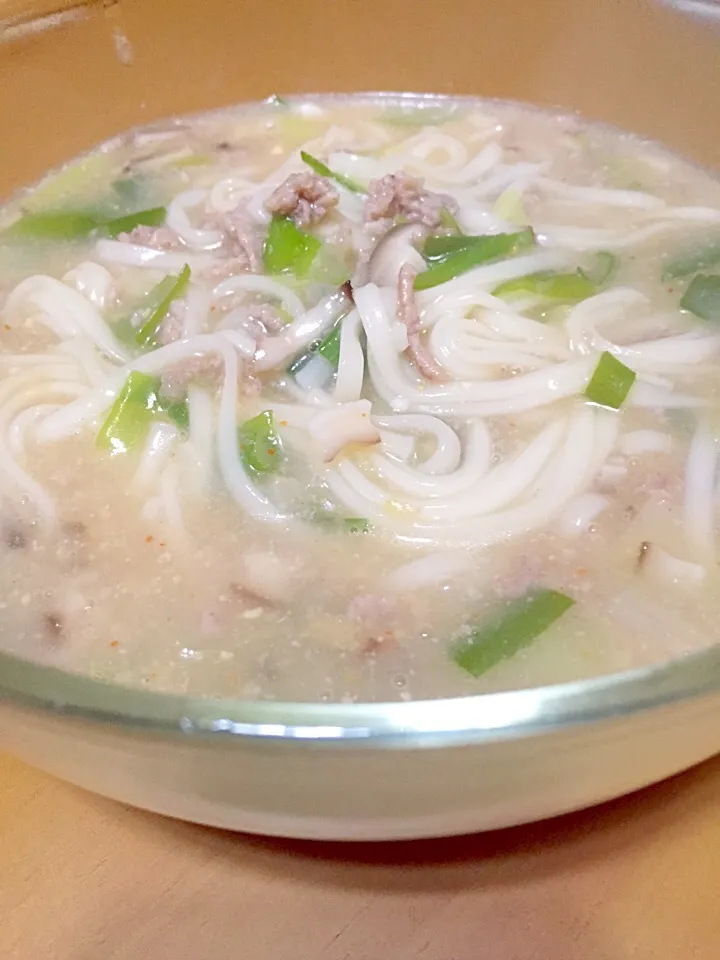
[96,372,160,454]
[263,215,321,276]
[415,229,534,291]
[580,251,617,285]
[300,151,365,194]
[238,410,283,475]
[493,270,596,302]
[585,351,636,409]
[103,206,167,238]
[663,239,720,282]
[3,211,102,241]
[135,264,191,349]
[679,273,720,321]
[452,589,575,677]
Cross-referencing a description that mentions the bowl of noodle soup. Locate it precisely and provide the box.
[1,0,720,839]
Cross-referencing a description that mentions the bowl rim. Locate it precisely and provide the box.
[2,90,720,747]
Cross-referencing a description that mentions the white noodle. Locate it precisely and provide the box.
[213,274,306,320]
[166,189,224,250]
[4,276,128,363]
[95,239,215,272]
[684,418,718,562]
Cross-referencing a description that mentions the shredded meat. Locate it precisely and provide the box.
[159,354,259,400]
[396,264,445,381]
[204,204,263,275]
[117,225,183,249]
[365,172,454,229]
[265,172,339,228]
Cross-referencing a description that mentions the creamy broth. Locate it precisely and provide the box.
[2,94,720,702]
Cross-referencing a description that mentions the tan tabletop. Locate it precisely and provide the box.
[2,751,720,960]
[2,1,720,958]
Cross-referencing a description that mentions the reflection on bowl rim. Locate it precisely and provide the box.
[2,90,719,746]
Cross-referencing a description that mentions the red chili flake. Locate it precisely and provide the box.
[145,534,154,543]
[109,640,119,648]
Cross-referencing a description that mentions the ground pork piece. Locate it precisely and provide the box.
[159,353,259,400]
[396,264,446,381]
[210,206,263,269]
[201,205,262,280]
[365,172,454,229]
[265,172,339,228]
[117,224,183,249]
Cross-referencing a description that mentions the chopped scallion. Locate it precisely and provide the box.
[263,215,321,277]
[4,211,102,241]
[160,399,190,431]
[679,273,720,321]
[300,151,365,194]
[317,325,342,367]
[415,229,534,290]
[96,372,160,455]
[3,201,168,242]
[135,264,191,348]
[238,410,283,475]
[103,206,167,238]
[344,518,372,534]
[493,270,596,302]
[585,351,636,409]
[452,589,575,677]
[662,240,720,281]
[492,186,528,226]
[580,251,617,285]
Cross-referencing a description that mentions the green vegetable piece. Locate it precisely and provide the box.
[103,206,167,238]
[415,229,535,290]
[4,211,101,241]
[580,251,617,285]
[585,351,636,409]
[317,325,342,367]
[662,240,720,281]
[97,372,160,455]
[160,399,190,431]
[135,264,191,348]
[263,215,321,277]
[679,273,720,321]
[300,151,365,194]
[438,207,462,234]
[493,186,528,226]
[493,270,596,302]
[453,589,575,678]
[238,410,283,475]
[344,518,371,534]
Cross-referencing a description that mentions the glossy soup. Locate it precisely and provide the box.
[1,94,720,703]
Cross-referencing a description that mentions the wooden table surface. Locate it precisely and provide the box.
[3,751,720,960]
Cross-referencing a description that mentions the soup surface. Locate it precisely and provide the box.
[1,94,720,703]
